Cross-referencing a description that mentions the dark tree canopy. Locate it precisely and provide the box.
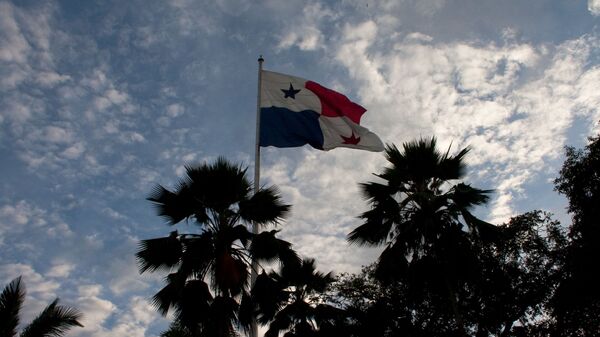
[252,258,343,337]
[138,158,299,337]
[551,135,600,336]
[333,211,566,337]
[139,135,600,337]
[347,137,497,336]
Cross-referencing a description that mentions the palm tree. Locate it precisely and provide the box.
[160,322,194,337]
[347,137,497,335]
[252,258,344,337]
[137,158,299,337]
[0,276,83,337]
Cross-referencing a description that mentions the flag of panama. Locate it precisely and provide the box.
[259,70,384,152]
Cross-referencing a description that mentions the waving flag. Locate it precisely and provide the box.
[259,70,384,152]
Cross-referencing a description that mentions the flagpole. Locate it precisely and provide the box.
[254,56,263,212]
[250,55,264,337]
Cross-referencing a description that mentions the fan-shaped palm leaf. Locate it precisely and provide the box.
[239,186,290,226]
[19,299,83,337]
[255,259,339,337]
[0,276,25,337]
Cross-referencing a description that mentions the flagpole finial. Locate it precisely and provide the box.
[258,55,264,63]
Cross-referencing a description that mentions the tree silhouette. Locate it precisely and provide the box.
[251,258,344,337]
[137,158,299,337]
[333,211,566,337]
[327,265,412,337]
[472,211,567,337]
[0,276,83,337]
[160,322,194,337]
[551,134,600,336]
[347,137,498,336]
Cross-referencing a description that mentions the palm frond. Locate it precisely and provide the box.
[0,276,25,337]
[204,296,239,337]
[250,230,298,266]
[179,232,215,277]
[136,231,182,273]
[359,182,397,204]
[238,290,255,332]
[252,272,287,324]
[461,210,502,242]
[20,299,83,337]
[175,280,212,332]
[230,225,253,248]
[449,183,492,209]
[152,273,186,316]
[438,145,470,180]
[279,258,333,291]
[348,210,396,246]
[148,184,204,225]
[374,243,409,282]
[264,304,297,337]
[213,252,248,296]
[239,186,291,226]
[160,322,194,337]
[186,158,251,213]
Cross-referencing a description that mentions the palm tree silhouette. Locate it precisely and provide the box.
[137,158,299,337]
[252,258,343,337]
[348,137,497,335]
[0,276,83,337]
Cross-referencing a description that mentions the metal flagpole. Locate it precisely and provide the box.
[250,55,264,337]
[254,56,264,217]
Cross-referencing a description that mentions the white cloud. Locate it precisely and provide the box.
[0,263,59,297]
[276,2,335,51]
[120,131,146,144]
[81,70,108,91]
[0,2,31,63]
[62,142,86,159]
[261,25,600,274]
[216,0,251,16]
[42,125,73,143]
[589,0,600,16]
[102,207,127,220]
[0,2,55,90]
[76,295,165,337]
[108,256,151,296]
[73,284,117,335]
[46,262,76,278]
[279,27,323,51]
[35,71,71,87]
[414,0,447,16]
[105,88,128,105]
[1,63,29,89]
[0,200,73,246]
[68,280,165,337]
[0,201,47,238]
[2,100,33,124]
[261,148,388,272]
[166,103,185,117]
[331,21,600,224]
[0,264,61,323]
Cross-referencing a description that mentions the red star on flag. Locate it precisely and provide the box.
[341,132,361,145]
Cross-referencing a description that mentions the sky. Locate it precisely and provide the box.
[1,0,600,336]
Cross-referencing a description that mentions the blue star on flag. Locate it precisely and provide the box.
[281,83,301,99]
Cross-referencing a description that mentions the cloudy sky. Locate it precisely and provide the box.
[1,0,600,336]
